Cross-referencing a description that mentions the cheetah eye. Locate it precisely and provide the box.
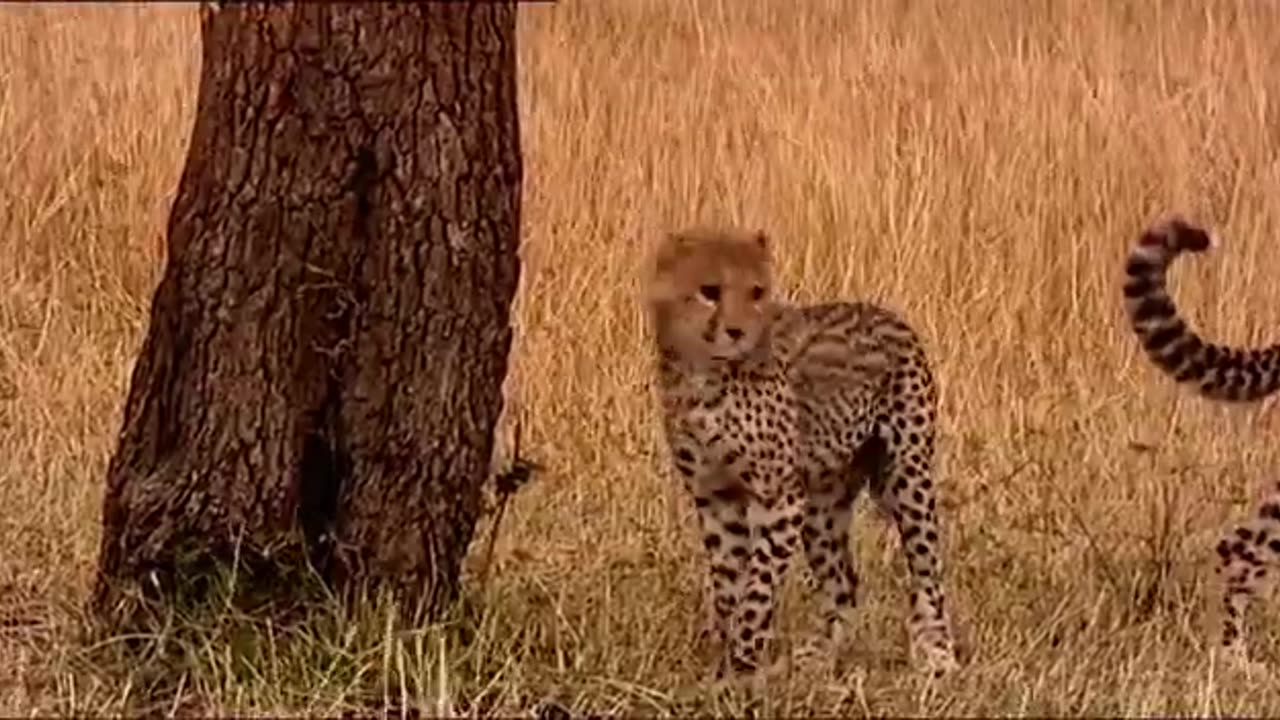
[699,285,721,302]
[751,286,765,301]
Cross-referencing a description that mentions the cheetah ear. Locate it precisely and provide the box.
[753,230,769,252]
[653,231,691,274]
[666,230,694,249]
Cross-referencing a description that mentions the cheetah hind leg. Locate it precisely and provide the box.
[1215,493,1280,670]
[874,434,958,677]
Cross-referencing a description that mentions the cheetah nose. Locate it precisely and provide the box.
[725,327,744,341]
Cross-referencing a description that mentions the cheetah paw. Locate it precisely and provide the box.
[694,614,726,650]
[791,630,843,668]
[792,638,828,662]
[915,645,960,678]
[706,659,768,696]
[1214,644,1269,678]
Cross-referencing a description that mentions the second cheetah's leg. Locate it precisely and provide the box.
[1215,492,1280,664]
[801,468,860,645]
[874,424,958,675]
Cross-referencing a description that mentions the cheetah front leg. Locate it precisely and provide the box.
[690,503,730,648]
[677,443,800,678]
[711,459,802,679]
[667,429,750,663]
[740,470,805,674]
[875,428,958,676]
[1215,492,1280,667]
[685,480,751,669]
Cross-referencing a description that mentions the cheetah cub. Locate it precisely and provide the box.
[1125,216,1280,665]
[645,226,959,678]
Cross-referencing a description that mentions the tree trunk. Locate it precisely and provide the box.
[94,1,522,619]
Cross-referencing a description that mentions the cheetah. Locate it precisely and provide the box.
[644,226,959,678]
[1124,215,1280,664]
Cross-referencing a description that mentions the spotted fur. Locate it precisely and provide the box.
[645,226,958,678]
[1124,215,1280,663]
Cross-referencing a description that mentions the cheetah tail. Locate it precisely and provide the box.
[1123,215,1280,403]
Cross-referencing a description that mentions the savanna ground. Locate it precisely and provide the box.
[5,0,1280,716]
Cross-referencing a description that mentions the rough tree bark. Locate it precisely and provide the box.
[93,1,522,619]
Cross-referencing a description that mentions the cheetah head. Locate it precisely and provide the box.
[645,226,775,368]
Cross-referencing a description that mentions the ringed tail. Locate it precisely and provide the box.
[1123,215,1280,403]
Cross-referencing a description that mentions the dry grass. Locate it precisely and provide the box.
[6,0,1280,715]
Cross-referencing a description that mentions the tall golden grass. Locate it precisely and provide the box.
[5,0,1280,714]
